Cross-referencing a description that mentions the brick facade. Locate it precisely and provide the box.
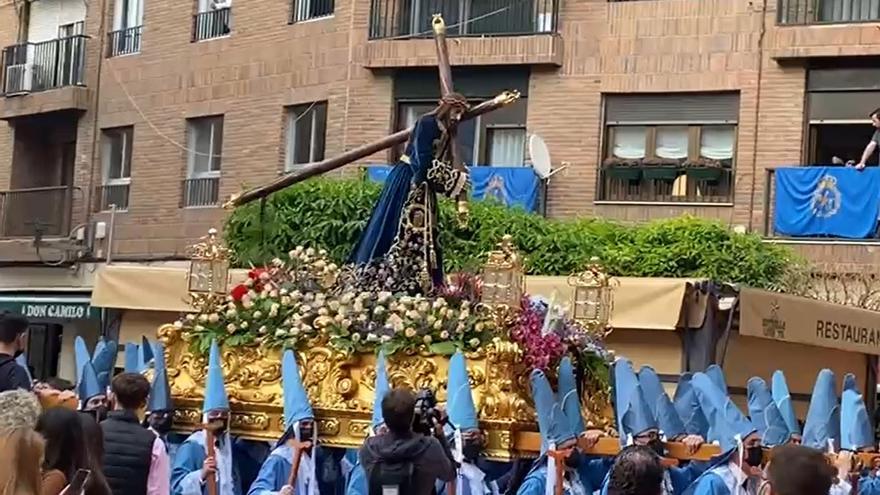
[0,0,878,270]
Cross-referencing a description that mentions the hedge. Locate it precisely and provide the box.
[224,178,802,289]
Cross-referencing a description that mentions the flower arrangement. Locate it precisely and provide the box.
[177,247,495,356]
[176,245,611,382]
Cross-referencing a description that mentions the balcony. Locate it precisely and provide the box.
[0,35,90,119]
[0,186,77,238]
[181,177,219,208]
[364,0,562,68]
[193,8,232,42]
[598,166,734,204]
[94,183,130,212]
[778,0,880,24]
[108,26,143,57]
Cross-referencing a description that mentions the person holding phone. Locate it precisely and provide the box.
[36,407,111,495]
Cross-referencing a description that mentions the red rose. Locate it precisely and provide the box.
[230,284,248,302]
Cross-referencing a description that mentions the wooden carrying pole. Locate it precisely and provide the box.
[205,428,218,495]
[225,91,520,208]
[547,448,572,495]
[286,440,312,488]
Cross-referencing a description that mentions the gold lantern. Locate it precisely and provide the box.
[186,228,230,298]
[568,257,614,336]
[480,235,524,310]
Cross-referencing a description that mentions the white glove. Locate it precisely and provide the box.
[278,485,294,495]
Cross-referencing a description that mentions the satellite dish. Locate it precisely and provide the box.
[529,134,552,179]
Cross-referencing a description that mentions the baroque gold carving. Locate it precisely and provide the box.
[161,324,612,460]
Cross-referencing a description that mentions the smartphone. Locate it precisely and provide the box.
[62,469,91,495]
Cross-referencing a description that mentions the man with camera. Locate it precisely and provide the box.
[359,387,457,494]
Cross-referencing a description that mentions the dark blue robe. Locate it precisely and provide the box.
[345,114,468,294]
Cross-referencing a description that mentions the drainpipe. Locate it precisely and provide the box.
[84,0,109,234]
[747,0,769,232]
[16,0,31,43]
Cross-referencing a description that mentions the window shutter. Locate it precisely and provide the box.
[808,91,880,122]
[605,93,740,124]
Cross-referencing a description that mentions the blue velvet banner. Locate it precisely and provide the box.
[774,167,880,238]
[366,165,540,212]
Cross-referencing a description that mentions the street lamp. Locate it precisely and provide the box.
[480,235,524,310]
[187,228,230,297]
[568,257,614,336]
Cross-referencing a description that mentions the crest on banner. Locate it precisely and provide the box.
[810,175,841,219]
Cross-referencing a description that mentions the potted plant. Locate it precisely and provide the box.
[640,157,682,181]
[684,158,724,182]
[602,157,642,182]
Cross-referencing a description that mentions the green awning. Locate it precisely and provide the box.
[0,293,98,321]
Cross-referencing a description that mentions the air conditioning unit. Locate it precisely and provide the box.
[4,63,33,95]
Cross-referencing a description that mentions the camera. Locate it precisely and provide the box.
[412,388,444,435]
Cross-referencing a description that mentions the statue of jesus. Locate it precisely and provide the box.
[339,93,471,295]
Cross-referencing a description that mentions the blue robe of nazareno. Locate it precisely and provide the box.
[171,431,243,495]
[599,461,708,495]
[516,455,612,495]
[248,445,341,495]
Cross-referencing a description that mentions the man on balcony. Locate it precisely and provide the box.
[855,107,880,169]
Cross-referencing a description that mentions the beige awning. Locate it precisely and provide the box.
[92,266,697,331]
[526,276,697,331]
[91,265,249,313]
[740,287,880,355]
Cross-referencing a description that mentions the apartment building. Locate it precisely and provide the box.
[0,0,879,377]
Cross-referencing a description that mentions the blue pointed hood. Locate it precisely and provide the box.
[705,365,728,394]
[802,369,840,451]
[747,377,790,447]
[124,343,140,373]
[447,351,478,432]
[531,369,572,452]
[771,370,799,438]
[673,373,710,437]
[613,359,657,445]
[92,339,117,392]
[558,357,585,436]
[372,351,390,428]
[841,389,873,451]
[74,336,91,387]
[691,372,756,453]
[203,340,229,413]
[139,337,155,371]
[843,373,857,393]
[282,349,313,428]
[148,343,172,412]
[78,361,102,404]
[639,366,685,440]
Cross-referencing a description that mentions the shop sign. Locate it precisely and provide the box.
[0,299,97,321]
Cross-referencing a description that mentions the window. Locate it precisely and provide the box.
[394,98,528,167]
[184,116,223,207]
[601,93,739,203]
[100,127,133,211]
[193,0,232,41]
[286,102,327,171]
[291,0,334,22]
[109,0,143,55]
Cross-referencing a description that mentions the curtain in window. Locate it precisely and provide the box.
[820,0,880,22]
[487,128,526,166]
[612,126,646,159]
[655,126,688,160]
[700,126,735,160]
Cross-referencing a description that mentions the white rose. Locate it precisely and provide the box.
[433,320,442,330]
[194,325,204,331]
[253,311,263,319]
[280,287,289,295]
[440,331,450,339]
[367,333,379,342]
[381,335,392,343]
[352,333,362,342]
[275,329,287,338]
[306,248,315,256]
[208,313,220,323]
[240,321,249,329]
[259,326,268,334]
[247,290,258,299]
[227,324,236,332]
[423,335,432,344]
[469,338,480,347]
[226,309,237,318]
[186,314,196,321]
[270,290,279,298]
[173,320,184,328]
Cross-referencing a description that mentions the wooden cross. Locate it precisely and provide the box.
[226,16,521,208]
[547,447,573,495]
[286,438,313,488]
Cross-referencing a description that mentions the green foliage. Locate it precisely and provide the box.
[225,178,801,288]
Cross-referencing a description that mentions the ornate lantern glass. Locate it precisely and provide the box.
[480,235,524,309]
[186,228,230,295]
[568,258,613,333]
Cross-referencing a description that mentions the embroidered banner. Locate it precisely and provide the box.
[774,167,880,238]
[366,165,540,212]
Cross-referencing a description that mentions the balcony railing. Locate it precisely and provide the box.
[368,0,558,39]
[108,26,143,57]
[598,167,733,203]
[95,183,131,212]
[0,186,76,238]
[182,177,220,207]
[1,35,86,95]
[193,8,232,42]
[291,0,334,22]
[777,0,880,24]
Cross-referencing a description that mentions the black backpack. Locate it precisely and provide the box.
[366,458,415,495]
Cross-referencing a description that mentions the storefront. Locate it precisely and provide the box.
[0,291,103,382]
